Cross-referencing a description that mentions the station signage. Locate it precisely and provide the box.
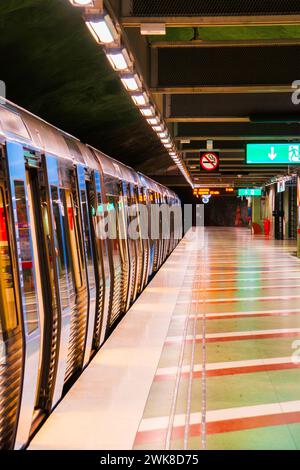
[200,152,220,172]
[238,188,262,197]
[193,187,234,197]
[246,143,300,164]
[277,180,285,193]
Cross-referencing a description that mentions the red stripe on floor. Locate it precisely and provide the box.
[165,331,300,345]
[206,332,300,343]
[134,411,300,446]
[155,362,300,382]
[207,312,300,320]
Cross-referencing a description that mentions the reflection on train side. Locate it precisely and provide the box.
[0,101,182,449]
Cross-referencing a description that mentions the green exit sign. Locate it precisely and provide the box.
[246,143,300,164]
[238,188,262,197]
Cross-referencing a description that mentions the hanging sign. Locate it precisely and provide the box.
[200,152,220,172]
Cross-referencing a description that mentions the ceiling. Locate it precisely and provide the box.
[2,1,300,189]
[109,0,300,187]
[0,0,174,174]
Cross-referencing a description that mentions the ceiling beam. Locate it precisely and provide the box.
[167,117,251,123]
[175,136,300,141]
[152,39,300,48]
[121,15,300,27]
[152,85,292,94]
[183,149,244,153]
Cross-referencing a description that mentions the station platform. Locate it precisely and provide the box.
[29,228,300,450]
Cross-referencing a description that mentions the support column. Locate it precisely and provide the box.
[251,196,263,233]
[297,176,300,257]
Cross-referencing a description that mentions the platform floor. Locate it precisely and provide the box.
[29,228,300,450]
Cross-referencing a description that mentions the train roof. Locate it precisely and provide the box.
[0,99,176,197]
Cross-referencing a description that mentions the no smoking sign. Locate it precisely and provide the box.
[200,152,220,172]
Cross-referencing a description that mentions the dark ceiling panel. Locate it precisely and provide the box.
[170,93,299,118]
[158,46,300,86]
[176,122,300,137]
[130,0,300,16]
[181,141,247,150]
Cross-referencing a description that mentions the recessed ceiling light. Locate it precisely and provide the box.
[86,14,119,44]
[106,48,132,71]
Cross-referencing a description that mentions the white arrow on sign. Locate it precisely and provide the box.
[268,147,277,161]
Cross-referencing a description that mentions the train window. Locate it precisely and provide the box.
[106,195,121,269]
[93,190,110,284]
[0,107,30,140]
[0,186,18,335]
[80,189,95,290]
[50,186,75,311]
[14,181,38,334]
[62,189,84,289]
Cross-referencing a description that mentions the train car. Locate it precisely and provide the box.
[0,99,181,449]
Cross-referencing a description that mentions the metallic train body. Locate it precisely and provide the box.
[0,100,181,449]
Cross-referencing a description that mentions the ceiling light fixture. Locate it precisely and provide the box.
[106,48,132,71]
[152,125,164,132]
[86,14,119,44]
[69,0,95,6]
[158,131,168,139]
[139,106,155,117]
[147,117,160,126]
[120,74,142,91]
[131,92,149,106]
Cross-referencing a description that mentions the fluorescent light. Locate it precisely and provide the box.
[164,143,172,149]
[120,74,142,91]
[161,138,170,144]
[106,49,132,71]
[131,93,149,106]
[86,15,118,44]
[152,125,164,132]
[140,23,166,35]
[147,117,159,125]
[158,131,168,139]
[70,0,94,6]
[140,106,155,117]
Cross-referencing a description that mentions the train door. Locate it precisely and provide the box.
[45,155,88,397]
[149,190,157,275]
[168,196,174,255]
[157,193,164,269]
[60,176,88,388]
[76,165,98,365]
[0,145,23,449]
[88,171,110,346]
[5,142,41,449]
[117,182,131,313]
[24,155,62,428]
[133,185,144,294]
[105,181,124,328]
[124,183,137,307]
[140,187,151,289]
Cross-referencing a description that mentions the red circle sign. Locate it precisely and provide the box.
[200,152,219,171]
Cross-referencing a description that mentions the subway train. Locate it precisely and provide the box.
[0,100,181,449]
